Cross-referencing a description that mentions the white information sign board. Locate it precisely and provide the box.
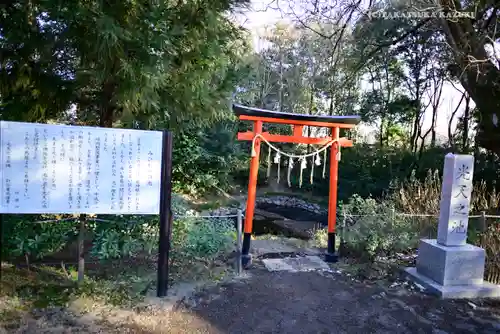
[0,121,163,214]
[437,153,474,246]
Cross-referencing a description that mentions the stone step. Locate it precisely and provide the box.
[270,220,323,239]
[253,208,288,220]
[251,239,298,256]
[262,255,330,272]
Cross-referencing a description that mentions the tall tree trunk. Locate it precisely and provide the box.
[430,107,438,147]
[379,117,385,147]
[420,121,433,155]
[307,87,314,153]
[448,92,466,148]
[410,78,423,153]
[428,70,444,148]
[99,83,115,128]
[438,0,500,154]
[279,49,284,113]
[259,70,266,108]
[327,49,338,116]
[381,60,392,148]
[411,114,420,152]
[462,95,471,152]
[99,78,116,128]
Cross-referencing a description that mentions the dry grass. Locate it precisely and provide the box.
[0,249,234,333]
[391,170,442,216]
[480,223,500,284]
[391,169,500,215]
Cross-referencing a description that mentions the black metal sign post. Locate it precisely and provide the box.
[0,127,3,270]
[77,214,86,284]
[157,131,174,297]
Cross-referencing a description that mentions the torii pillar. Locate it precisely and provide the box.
[233,104,361,267]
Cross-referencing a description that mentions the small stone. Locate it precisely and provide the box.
[467,302,477,310]
[432,329,450,334]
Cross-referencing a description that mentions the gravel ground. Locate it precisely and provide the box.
[3,259,500,334]
[169,264,500,334]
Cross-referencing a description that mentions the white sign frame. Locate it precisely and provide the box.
[0,121,163,215]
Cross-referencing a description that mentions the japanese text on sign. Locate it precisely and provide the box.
[0,121,163,214]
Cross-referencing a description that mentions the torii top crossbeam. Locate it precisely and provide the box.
[233,104,361,266]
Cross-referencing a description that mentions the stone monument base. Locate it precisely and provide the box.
[405,239,500,299]
[405,267,500,299]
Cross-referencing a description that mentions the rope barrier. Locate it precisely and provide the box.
[174,214,239,219]
[12,211,500,225]
[393,213,438,218]
[343,213,500,219]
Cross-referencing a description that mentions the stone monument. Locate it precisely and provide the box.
[405,153,500,299]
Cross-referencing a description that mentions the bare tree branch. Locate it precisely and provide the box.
[448,91,467,147]
[354,18,432,74]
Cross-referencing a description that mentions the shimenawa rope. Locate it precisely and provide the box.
[250,133,340,187]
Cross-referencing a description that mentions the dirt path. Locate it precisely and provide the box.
[5,262,500,333]
[4,253,499,333]
[167,261,500,334]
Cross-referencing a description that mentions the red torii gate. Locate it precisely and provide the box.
[233,104,361,267]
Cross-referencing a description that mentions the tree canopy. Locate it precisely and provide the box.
[262,0,499,154]
[1,0,250,128]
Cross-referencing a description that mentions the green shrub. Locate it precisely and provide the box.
[2,193,235,264]
[89,215,159,260]
[1,215,79,260]
[182,218,236,260]
[85,194,197,260]
[341,194,420,260]
[172,118,248,196]
[90,194,236,261]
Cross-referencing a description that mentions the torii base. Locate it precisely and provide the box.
[241,233,253,269]
[324,232,338,263]
[242,254,252,269]
[324,252,339,263]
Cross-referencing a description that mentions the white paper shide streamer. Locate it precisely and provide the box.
[249,133,339,188]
